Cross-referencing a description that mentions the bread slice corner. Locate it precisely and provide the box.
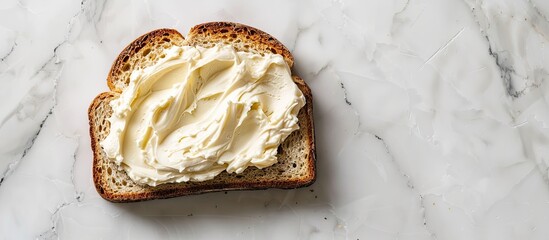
[89,23,315,202]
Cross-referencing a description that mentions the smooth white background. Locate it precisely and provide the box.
[1,0,549,239]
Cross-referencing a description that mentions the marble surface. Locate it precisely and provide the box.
[2,0,549,239]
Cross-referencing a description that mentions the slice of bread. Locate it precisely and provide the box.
[89,22,316,202]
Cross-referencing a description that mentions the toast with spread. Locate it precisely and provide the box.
[88,22,315,202]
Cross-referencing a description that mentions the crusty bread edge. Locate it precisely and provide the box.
[89,91,113,200]
[107,28,184,92]
[90,23,316,202]
[186,22,294,67]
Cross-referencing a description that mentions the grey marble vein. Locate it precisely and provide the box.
[0,107,52,188]
[332,70,362,134]
[37,140,83,239]
[465,0,547,100]
[37,201,74,240]
[419,195,437,240]
[290,24,311,53]
[0,0,90,186]
[34,0,87,78]
[0,42,16,62]
[70,138,84,202]
[529,0,549,23]
[486,37,523,99]
[373,134,436,240]
[339,81,352,106]
[311,63,329,78]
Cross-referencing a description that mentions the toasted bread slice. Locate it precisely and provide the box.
[89,22,315,202]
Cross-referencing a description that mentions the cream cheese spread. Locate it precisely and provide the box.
[100,44,305,186]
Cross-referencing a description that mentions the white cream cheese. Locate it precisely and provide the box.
[100,44,305,186]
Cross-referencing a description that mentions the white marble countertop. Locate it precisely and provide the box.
[2,0,549,239]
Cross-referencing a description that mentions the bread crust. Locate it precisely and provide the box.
[107,29,185,92]
[187,22,294,67]
[89,22,315,202]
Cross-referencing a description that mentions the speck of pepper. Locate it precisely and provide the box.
[309,189,314,192]
[224,191,228,194]
[324,217,327,220]
[187,213,193,217]
[315,195,318,199]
